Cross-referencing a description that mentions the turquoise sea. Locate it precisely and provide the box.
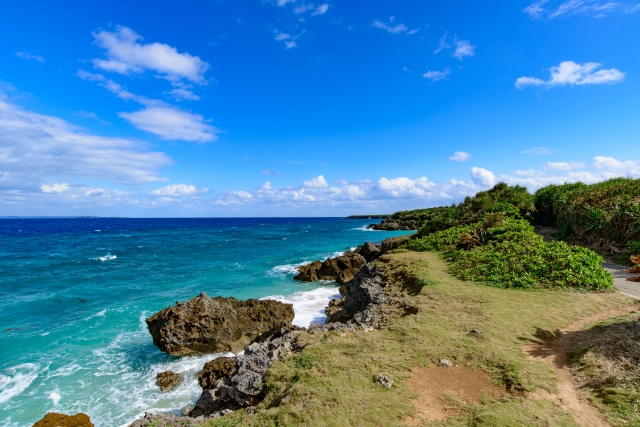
[0,218,411,427]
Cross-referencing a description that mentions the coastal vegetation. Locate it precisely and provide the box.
[192,251,632,426]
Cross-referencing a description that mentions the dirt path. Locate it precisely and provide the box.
[523,305,638,427]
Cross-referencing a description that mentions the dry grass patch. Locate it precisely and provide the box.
[569,312,640,426]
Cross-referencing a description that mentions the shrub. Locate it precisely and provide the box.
[408,215,612,290]
[534,177,640,245]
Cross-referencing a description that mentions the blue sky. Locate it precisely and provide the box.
[0,0,638,216]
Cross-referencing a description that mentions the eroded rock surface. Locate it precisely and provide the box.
[146,293,295,356]
[199,357,236,389]
[186,326,306,418]
[33,413,93,427]
[155,370,182,393]
[319,264,389,330]
[294,252,366,285]
[368,218,420,231]
[379,235,411,256]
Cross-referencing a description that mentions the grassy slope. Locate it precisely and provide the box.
[200,250,631,427]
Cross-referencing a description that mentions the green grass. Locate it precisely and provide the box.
[196,251,630,427]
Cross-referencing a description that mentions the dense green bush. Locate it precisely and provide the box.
[406,214,612,290]
[407,182,536,236]
[535,177,640,245]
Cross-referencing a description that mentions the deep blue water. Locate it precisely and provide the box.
[0,218,411,427]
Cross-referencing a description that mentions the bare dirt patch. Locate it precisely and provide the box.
[403,364,506,425]
[523,305,638,427]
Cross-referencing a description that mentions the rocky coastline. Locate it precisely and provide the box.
[367,216,421,231]
[34,232,414,427]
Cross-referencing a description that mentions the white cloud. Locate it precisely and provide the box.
[312,4,329,15]
[373,18,415,34]
[285,41,297,49]
[119,106,219,143]
[434,33,475,60]
[470,167,496,187]
[78,71,219,142]
[261,169,283,176]
[76,111,110,125]
[303,175,329,188]
[167,88,200,101]
[516,61,624,88]
[423,68,451,81]
[15,51,44,62]
[41,183,70,193]
[450,151,472,162]
[522,147,555,156]
[453,39,476,60]
[274,31,291,41]
[150,184,203,196]
[546,161,586,170]
[0,95,172,192]
[377,177,436,197]
[92,26,209,84]
[524,0,640,18]
[594,156,640,173]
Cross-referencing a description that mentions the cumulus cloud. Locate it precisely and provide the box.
[92,26,209,84]
[119,106,219,143]
[450,151,472,162]
[516,61,624,88]
[41,183,70,193]
[423,68,451,82]
[15,51,44,62]
[0,95,172,192]
[150,184,204,196]
[470,167,496,187]
[546,161,586,170]
[303,175,329,188]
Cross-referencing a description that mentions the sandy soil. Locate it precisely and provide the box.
[523,305,639,427]
[403,364,506,425]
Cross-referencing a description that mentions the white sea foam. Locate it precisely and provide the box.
[268,250,347,279]
[0,363,42,404]
[263,286,341,327]
[352,225,375,231]
[93,253,117,262]
[50,391,61,406]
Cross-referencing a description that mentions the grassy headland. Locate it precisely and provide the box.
[195,179,639,427]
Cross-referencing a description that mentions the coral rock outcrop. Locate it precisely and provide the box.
[146,293,295,356]
[33,413,93,427]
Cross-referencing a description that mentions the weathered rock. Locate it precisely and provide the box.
[187,326,307,418]
[294,253,366,285]
[199,357,237,389]
[379,234,411,255]
[355,242,381,262]
[342,264,386,316]
[155,370,182,393]
[128,412,212,427]
[368,218,420,231]
[33,413,93,427]
[146,293,295,356]
[376,374,393,388]
[439,359,453,367]
[293,260,322,282]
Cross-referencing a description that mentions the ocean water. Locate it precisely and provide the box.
[0,217,411,427]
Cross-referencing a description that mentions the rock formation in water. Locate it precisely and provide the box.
[155,370,183,393]
[32,413,94,427]
[293,252,366,284]
[146,293,295,356]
